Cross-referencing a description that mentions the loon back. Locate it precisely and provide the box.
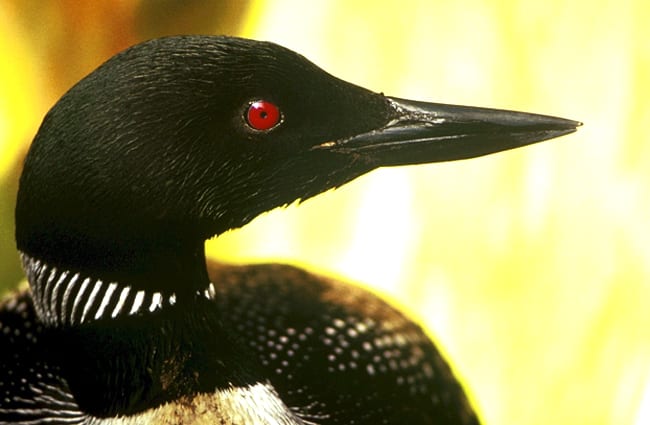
[1,35,579,424]
[1,262,478,424]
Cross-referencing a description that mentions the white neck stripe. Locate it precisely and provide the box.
[130,290,145,315]
[70,277,91,325]
[19,252,217,327]
[60,272,80,324]
[95,282,118,320]
[112,286,131,318]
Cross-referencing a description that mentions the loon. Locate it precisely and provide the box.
[0,35,579,424]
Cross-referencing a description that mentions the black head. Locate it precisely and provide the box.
[15,35,579,295]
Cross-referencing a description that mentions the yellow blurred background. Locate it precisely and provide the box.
[1,1,649,424]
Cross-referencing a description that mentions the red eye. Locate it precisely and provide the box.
[246,100,282,131]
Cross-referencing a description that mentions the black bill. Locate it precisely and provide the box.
[318,96,581,166]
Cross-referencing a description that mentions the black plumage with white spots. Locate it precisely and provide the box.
[0,261,478,424]
[0,35,579,424]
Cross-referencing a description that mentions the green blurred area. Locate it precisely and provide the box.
[1,1,650,425]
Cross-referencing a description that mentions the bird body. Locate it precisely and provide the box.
[1,262,476,424]
[0,35,579,424]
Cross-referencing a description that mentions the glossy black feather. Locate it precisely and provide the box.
[2,34,578,424]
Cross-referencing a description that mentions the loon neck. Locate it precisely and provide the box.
[18,244,263,417]
[46,285,256,417]
[20,242,215,327]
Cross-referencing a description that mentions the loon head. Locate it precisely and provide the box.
[9,35,581,422]
[15,35,579,326]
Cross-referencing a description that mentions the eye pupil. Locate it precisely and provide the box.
[246,100,281,131]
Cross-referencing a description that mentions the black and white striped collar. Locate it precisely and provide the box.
[19,252,217,327]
